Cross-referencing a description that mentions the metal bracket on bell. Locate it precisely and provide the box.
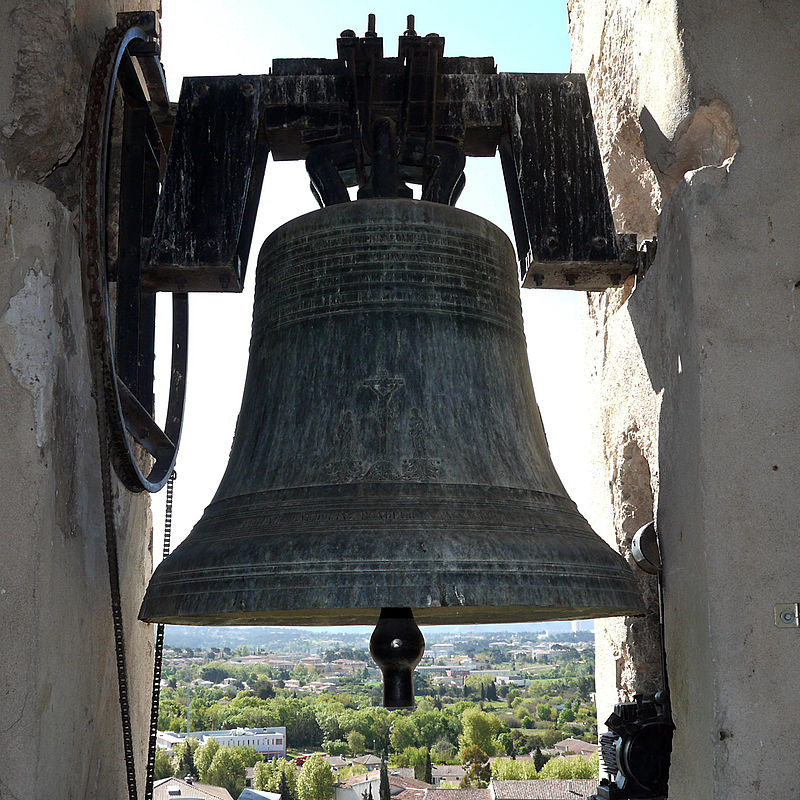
[144,15,639,294]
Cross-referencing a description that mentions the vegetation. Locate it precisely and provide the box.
[156,627,600,791]
[254,757,299,797]
[460,745,491,788]
[537,753,599,780]
[206,747,248,797]
[298,754,336,800]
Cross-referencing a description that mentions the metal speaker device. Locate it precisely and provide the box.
[139,199,643,630]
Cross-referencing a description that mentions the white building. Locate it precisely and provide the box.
[157,727,287,759]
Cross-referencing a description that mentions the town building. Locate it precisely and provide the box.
[551,739,598,758]
[336,769,431,800]
[430,765,466,787]
[157,727,287,760]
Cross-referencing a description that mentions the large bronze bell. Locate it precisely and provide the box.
[139,199,642,628]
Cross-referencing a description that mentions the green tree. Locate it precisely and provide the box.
[538,754,597,779]
[200,663,230,683]
[459,746,491,788]
[154,747,175,780]
[576,677,593,702]
[431,738,456,763]
[322,739,350,757]
[173,737,200,778]
[537,703,553,722]
[254,761,272,791]
[459,707,500,757]
[348,730,367,755]
[490,758,538,780]
[497,732,514,756]
[379,759,391,800]
[390,716,418,752]
[298,753,336,800]
[541,728,562,748]
[195,738,220,782]
[253,677,276,699]
[255,757,300,796]
[280,768,299,800]
[558,707,576,726]
[339,764,368,781]
[533,746,547,772]
[389,745,421,769]
[206,747,247,797]
[238,745,264,767]
[424,748,432,784]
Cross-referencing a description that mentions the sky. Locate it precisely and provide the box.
[150,1,598,633]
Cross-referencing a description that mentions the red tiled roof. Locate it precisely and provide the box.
[553,739,598,754]
[152,777,233,800]
[491,779,598,799]
[390,776,431,790]
[340,770,431,792]
[426,789,491,800]
[396,788,427,800]
[340,769,380,787]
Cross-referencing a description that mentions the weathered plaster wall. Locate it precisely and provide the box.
[1,3,156,797]
[570,1,800,797]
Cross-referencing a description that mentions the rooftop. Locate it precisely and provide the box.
[491,780,598,799]
[152,777,233,800]
[553,738,598,754]
[426,789,490,800]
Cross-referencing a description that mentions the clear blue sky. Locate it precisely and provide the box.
[153,1,597,634]
[160,1,571,91]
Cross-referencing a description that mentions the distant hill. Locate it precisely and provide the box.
[163,620,594,650]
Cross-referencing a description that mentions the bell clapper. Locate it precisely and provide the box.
[369,607,425,709]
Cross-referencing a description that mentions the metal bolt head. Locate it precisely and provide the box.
[774,603,799,627]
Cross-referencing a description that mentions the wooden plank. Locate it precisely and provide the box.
[261,74,504,160]
[500,73,635,289]
[146,75,268,292]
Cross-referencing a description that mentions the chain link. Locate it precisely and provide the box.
[144,471,176,800]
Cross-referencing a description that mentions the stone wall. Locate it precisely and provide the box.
[569,1,800,797]
[0,3,156,797]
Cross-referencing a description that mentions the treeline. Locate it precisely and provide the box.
[156,706,598,797]
[159,687,596,763]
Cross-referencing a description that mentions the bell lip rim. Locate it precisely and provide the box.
[138,601,646,627]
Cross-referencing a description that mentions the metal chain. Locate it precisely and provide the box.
[144,471,176,800]
[97,361,140,800]
[82,15,182,798]
[82,20,148,800]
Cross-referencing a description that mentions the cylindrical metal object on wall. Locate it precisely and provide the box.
[140,199,642,625]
